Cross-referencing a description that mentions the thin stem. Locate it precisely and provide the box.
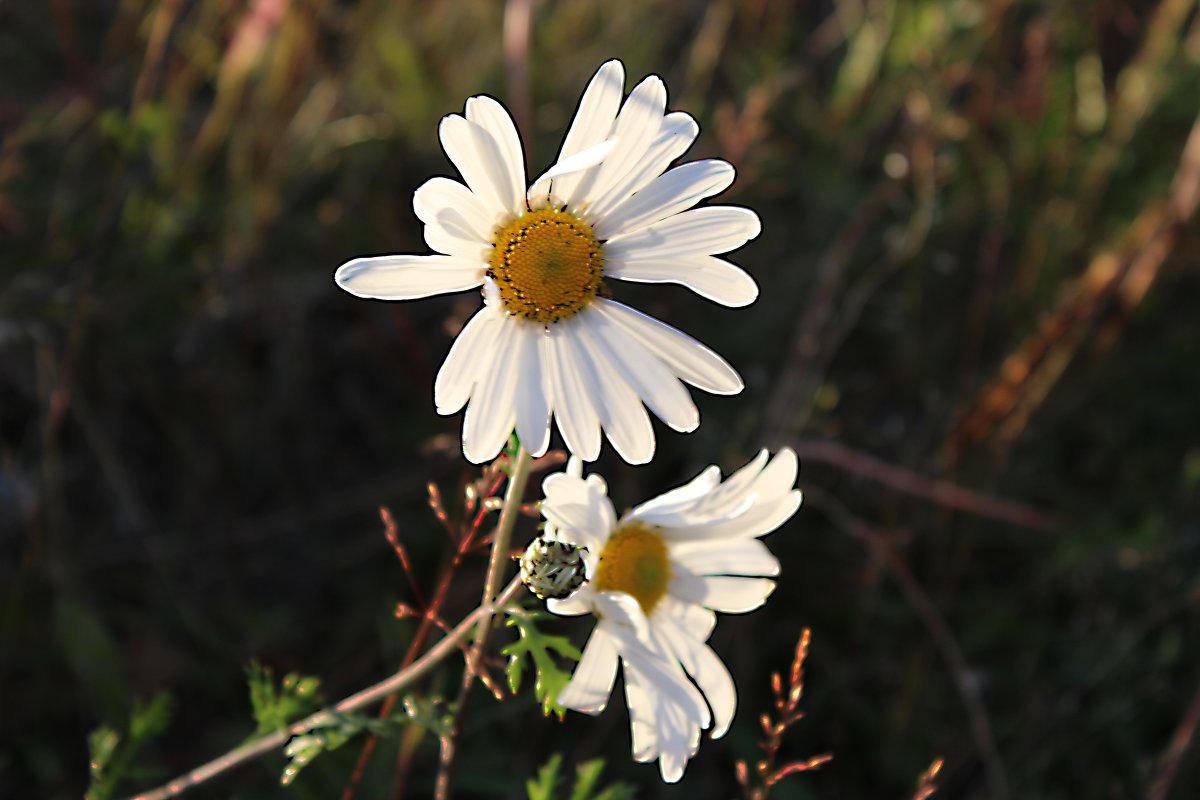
[121,577,525,800]
[436,444,534,800]
[483,445,533,608]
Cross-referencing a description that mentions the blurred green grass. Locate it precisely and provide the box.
[3,0,1200,798]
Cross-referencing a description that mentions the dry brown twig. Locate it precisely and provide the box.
[736,628,833,800]
[341,463,508,800]
[912,757,944,800]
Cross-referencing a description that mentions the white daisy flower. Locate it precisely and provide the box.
[335,60,761,464]
[538,449,801,782]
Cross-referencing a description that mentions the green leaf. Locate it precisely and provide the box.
[501,610,582,720]
[85,692,172,800]
[280,698,451,786]
[526,753,563,800]
[526,755,635,800]
[246,661,323,737]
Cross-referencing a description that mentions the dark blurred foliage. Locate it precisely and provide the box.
[3,0,1200,798]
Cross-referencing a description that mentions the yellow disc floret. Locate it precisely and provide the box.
[592,521,671,615]
[487,208,605,324]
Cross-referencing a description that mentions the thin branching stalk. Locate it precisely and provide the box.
[121,577,525,800]
[436,444,535,800]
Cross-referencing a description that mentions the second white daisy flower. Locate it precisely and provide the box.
[335,60,761,464]
[538,449,801,782]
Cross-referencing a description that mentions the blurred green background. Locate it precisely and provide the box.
[3,0,1200,798]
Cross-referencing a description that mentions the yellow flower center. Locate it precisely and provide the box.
[487,208,605,324]
[592,521,671,615]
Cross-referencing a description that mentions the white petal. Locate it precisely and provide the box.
[654,612,737,738]
[588,112,698,220]
[751,447,800,497]
[413,177,494,242]
[659,595,716,642]
[593,590,651,642]
[464,96,525,213]
[546,324,602,461]
[537,60,625,204]
[528,140,615,200]
[607,251,754,310]
[513,325,551,456]
[604,206,762,260]
[567,314,655,464]
[675,492,802,541]
[670,572,776,613]
[334,255,483,300]
[594,300,743,395]
[423,218,492,261]
[593,159,733,240]
[546,589,592,617]
[435,306,501,414]
[439,114,522,223]
[541,472,616,551]
[569,75,667,209]
[612,623,708,779]
[670,539,780,577]
[557,626,620,714]
[584,307,699,433]
[606,254,759,307]
[461,320,519,463]
[630,465,721,521]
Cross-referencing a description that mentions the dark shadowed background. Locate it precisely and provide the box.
[3,1,1200,798]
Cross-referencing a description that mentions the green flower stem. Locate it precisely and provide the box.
[121,576,525,800]
[483,443,534,607]
[434,443,534,800]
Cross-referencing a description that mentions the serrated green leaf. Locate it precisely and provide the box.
[502,611,582,719]
[526,753,562,800]
[246,661,323,738]
[527,755,634,800]
[280,700,450,786]
[85,692,172,800]
[568,758,604,800]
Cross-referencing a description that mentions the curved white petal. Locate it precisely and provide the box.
[659,595,717,642]
[557,626,619,714]
[612,622,708,780]
[670,539,780,577]
[593,590,651,642]
[605,206,762,260]
[670,572,776,613]
[434,306,502,414]
[464,95,525,213]
[594,300,743,395]
[594,159,733,240]
[541,474,616,552]
[536,60,625,204]
[629,465,721,522]
[461,320,519,463]
[568,75,667,210]
[583,307,699,433]
[567,314,655,464]
[546,588,593,617]
[607,254,758,307]
[423,218,491,262]
[413,177,494,242]
[654,611,737,738]
[529,140,615,200]
[588,112,699,221]
[673,492,802,541]
[751,446,800,497]
[546,324,602,461]
[335,255,483,300]
[439,114,523,224]
[512,324,551,457]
